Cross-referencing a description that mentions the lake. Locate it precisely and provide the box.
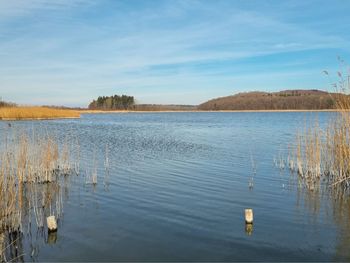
[1,112,349,261]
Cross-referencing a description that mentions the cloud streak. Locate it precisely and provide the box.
[0,0,349,106]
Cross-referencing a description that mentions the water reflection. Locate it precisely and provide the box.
[47,231,58,245]
[294,180,350,261]
[0,175,74,262]
[0,231,25,262]
[245,223,253,236]
[331,188,350,261]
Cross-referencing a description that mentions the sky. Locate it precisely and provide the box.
[0,0,349,107]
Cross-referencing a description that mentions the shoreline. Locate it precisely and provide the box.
[80,109,341,114]
[0,116,80,121]
[0,109,342,120]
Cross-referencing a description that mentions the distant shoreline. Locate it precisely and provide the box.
[80,109,340,114]
[0,116,80,121]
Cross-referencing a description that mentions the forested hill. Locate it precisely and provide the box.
[198,90,340,110]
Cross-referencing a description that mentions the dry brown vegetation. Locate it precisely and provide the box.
[0,106,80,120]
[288,71,350,190]
[0,130,80,261]
[199,90,341,110]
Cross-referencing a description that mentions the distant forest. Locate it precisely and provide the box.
[88,90,344,111]
[198,90,342,110]
[88,95,196,111]
[88,95,135,110]
[3,89,342,111]
[0,98,16,108]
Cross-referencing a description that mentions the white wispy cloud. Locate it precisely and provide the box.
[0,0,93,18]
[0,0,349,106]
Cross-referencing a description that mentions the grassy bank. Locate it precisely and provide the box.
[0,107,80,120]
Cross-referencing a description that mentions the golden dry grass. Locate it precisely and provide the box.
[0,129,81,260]
[0,106,80,120]
[291,68,350,190]
[0,130,80,239]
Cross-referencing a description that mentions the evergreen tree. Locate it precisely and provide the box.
[88,94,135,110]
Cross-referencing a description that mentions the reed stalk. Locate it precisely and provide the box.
[0,128,80,249]
[291,67,350,190]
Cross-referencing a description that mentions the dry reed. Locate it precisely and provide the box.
[289,67,350,190]
[0,128,80,261]
[0,107,80,120]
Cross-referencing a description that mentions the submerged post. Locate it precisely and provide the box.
[245,223,253,235]
[245,209,253,224]
[47,216,57,232]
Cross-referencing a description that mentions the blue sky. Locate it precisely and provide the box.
[0,0,349,106]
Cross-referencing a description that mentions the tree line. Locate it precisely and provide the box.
[88,95,135,110]
[0,98,16,108]
[198,90,340,110]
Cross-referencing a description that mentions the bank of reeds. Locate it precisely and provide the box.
[0,107,80,120]
[289,69,350,190]
[0,130,80,260]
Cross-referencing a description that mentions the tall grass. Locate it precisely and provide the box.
[0,129,80,261]
[0,107,80,120]
[290,68,350,190]
[0,131,74,227]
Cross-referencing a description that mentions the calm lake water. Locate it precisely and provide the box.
[1,112,350,261]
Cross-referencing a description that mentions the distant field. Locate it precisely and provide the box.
[0,106,80,120]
